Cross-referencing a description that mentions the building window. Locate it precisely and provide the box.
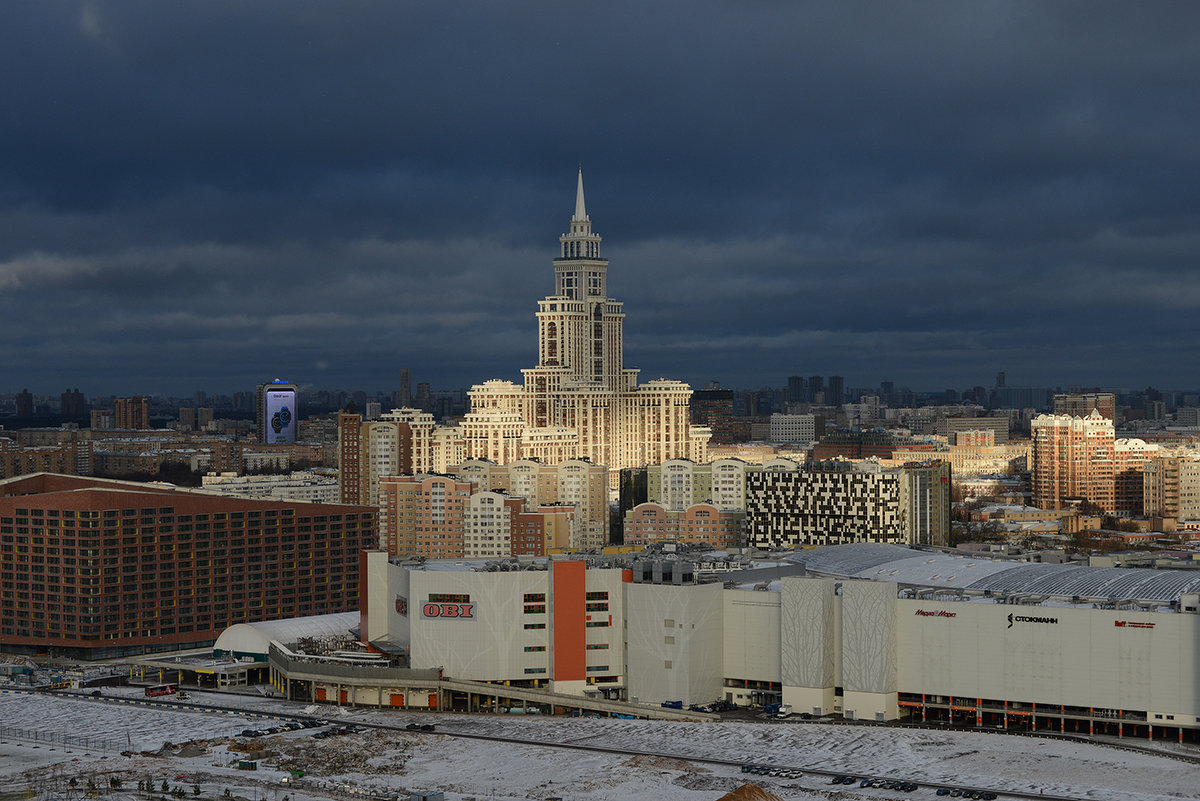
[523,645,546,652]
[429,593,471,604]
[523,668,546,675]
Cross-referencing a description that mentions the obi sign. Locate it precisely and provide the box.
[422,602,475,620]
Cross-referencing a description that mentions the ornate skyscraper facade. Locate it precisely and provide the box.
[464,172,710,475]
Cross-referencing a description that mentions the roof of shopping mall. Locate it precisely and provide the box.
[790,543,1200,605]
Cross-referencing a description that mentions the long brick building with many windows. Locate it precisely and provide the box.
[0,474,375,658]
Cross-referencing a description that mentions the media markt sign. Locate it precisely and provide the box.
[1007,612,1058,629]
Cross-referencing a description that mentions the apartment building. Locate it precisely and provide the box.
[0,473,375,659]
[745,459,951,548]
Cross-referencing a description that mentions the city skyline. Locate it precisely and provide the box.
[3,4,1200,395]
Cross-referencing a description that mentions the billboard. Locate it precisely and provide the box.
[264,389,297,444]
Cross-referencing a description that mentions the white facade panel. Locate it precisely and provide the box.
[625,582,724,706]
[897,600,1200,717]
[722,589,781,683]
[383,560,412,651]
[408,571,550,682]
[841,580,899,721]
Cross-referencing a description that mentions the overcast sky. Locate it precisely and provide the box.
[3,2,1199,398]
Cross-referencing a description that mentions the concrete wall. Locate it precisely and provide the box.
[841,580,899,721]
[362,551,393,644]
[896,598,1200,722]
[723,588,781,683]
[625,582,724,706]
[781,576,839,716]
[383,560,412,651]
[409,571,549,681]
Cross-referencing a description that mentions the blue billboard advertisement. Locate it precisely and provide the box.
[264,389,297,444]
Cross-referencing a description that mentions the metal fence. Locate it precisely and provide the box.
[0,725,125,754]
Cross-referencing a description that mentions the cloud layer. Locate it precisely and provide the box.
[3,2,1199,396]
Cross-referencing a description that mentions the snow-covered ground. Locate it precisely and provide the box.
[0,687,1195,801]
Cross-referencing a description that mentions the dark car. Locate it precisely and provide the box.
[419,723,435,732]
[405,723,420,731]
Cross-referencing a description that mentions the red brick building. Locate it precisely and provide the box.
[623,502,742,548]
[0,439,93,479]
[812,428,937,460]
[0,474,375,658]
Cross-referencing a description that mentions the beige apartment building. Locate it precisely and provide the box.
[113,396,150,430]
[892,442,1028,478]
[450,458,608,549]
[646,457,802,512]
[338,408,464,543]
[379,473,578,559]
[1144,454,1200,522]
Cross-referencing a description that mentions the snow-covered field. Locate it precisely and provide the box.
[0,687,1195,801]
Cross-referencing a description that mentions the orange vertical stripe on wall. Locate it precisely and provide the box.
[552,560,587,681]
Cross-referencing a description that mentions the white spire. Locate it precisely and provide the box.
[573,168,588,222]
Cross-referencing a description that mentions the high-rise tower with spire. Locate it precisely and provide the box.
[463,170,710,481]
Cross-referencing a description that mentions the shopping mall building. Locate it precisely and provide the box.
[350,543,1200,740]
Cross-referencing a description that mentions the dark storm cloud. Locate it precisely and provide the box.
[2,1,1200,396]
